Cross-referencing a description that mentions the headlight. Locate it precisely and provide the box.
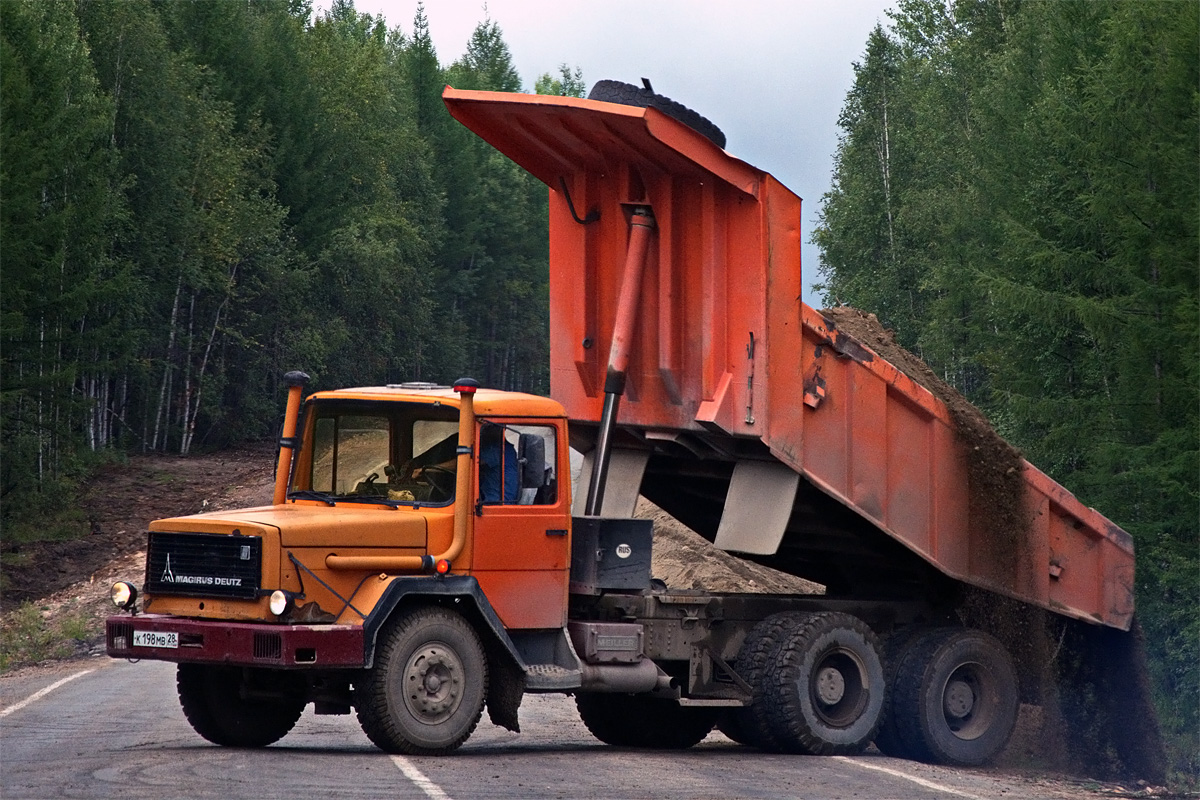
[111,581,138,611]
[269,590,291,616]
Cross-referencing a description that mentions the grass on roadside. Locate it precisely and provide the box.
[0,601,95,672]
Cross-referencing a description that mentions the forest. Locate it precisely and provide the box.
[813,0,1197,778]
[2,2,568,539]
[1,0,1196,781]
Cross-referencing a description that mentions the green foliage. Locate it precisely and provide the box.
[815,0,1199,780]
[0,602,92,671]
[1,1,560,554]
[535,64,586,97]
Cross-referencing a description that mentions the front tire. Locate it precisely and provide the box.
[891,628,1019,766]
[576,693,716,749]
[764,612,885,755]
[356,607,488,755]
[177,664,304,747]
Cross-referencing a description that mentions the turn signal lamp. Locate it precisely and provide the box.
[435,559,452,575]
[110,581,138,611]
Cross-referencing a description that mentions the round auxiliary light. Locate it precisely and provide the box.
[435,559,452,575]
[111,581,138,611]
[269,590,291,616]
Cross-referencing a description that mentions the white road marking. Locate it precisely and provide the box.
[391,755,454,800]
[833,756,990,800]
[1,670,94,718]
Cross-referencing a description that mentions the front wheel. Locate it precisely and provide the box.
[177,664,304,747]
[891,628,1019,766]
[576,693,716,749]
[356,607,488,755]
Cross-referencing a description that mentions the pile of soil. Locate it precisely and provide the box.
[636,499,822,595]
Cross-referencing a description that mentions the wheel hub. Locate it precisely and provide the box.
[815,666,846,705]
[808,647,870,728]
[405,646,462,722]
[943,679,975,719]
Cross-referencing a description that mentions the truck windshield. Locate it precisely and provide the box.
[290,401,459,506]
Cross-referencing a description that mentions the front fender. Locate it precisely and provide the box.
[361,575,525,670]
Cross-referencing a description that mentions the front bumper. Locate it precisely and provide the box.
[106,614,365,669]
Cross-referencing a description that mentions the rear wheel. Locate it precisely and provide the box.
[726,612,807,751]
[715,709,754,745]
[874,625,931,758]
[177,664,304,747]
[891,628,1019,766]
[576,693,716,749]
[764,612,885,755]
[356,607,488,755]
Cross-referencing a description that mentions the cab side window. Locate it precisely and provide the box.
[479,423,557,506]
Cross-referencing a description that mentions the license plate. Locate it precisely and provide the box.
[133,630,178,649]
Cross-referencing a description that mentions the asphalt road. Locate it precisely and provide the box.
[1,658,1104,800]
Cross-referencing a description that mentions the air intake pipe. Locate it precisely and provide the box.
[273,370,310,506]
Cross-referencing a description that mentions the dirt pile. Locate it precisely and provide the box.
[636,499,821,595]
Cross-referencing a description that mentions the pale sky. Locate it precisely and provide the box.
[317,0,898,305]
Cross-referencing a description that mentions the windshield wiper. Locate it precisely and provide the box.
[287,490,337,506]
[341,495,409,509]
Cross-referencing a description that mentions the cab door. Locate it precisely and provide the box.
[469,418,571,629]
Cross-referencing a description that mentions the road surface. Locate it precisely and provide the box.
[1,658,1110,800]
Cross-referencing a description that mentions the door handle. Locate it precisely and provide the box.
[545,529,567,537]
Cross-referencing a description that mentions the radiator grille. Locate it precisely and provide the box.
[145,532,261,600]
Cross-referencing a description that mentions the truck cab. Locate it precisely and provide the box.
[282,383,573,631]
[108,380,598,754]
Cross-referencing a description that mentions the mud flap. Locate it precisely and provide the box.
[486,653,525,733]
[713,460,800,556]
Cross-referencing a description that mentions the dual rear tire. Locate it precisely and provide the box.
[725,612,885,755]
[876,627,1019,766]
[721,614,1019,766]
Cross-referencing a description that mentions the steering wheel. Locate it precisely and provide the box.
[418,466,456,500]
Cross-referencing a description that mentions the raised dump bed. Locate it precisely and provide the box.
[443,87,1134,632]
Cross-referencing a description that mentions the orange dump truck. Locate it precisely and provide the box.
[106,83,1138,767]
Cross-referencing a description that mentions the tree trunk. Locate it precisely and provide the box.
[153,275,184,453]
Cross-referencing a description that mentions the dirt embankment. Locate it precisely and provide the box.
[1,444,279,611]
